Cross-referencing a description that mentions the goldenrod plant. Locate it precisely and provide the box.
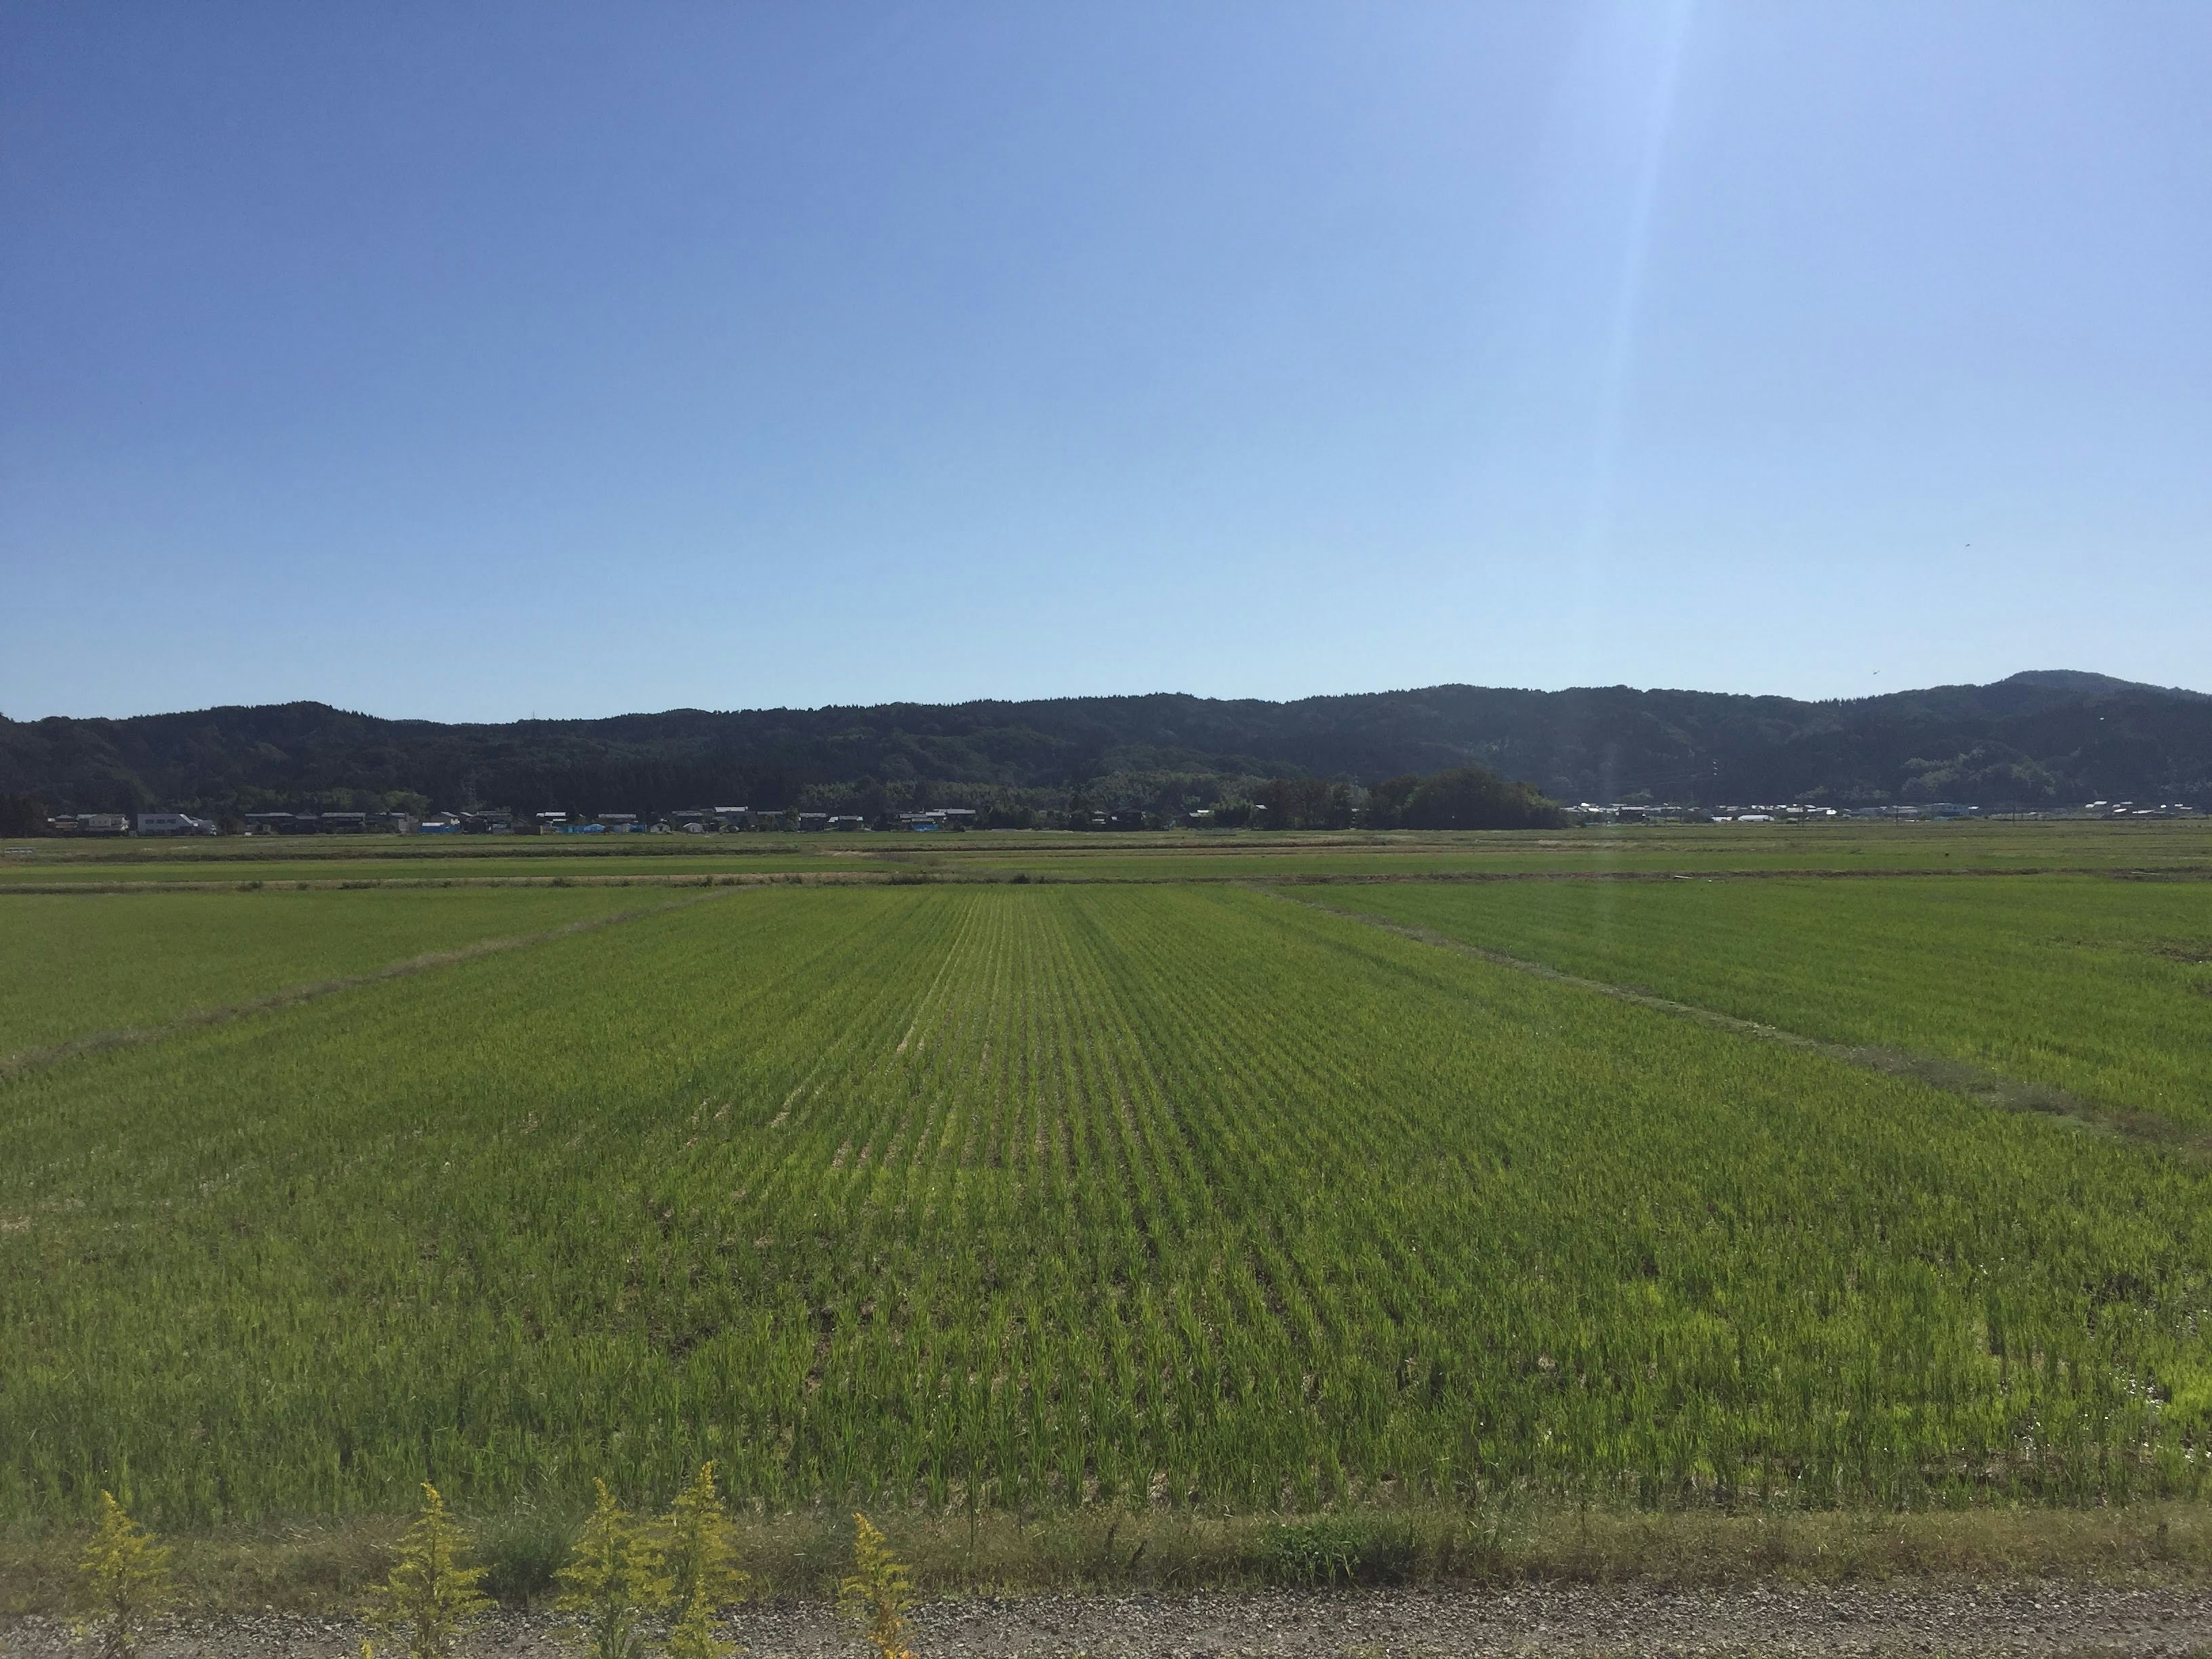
[665,1590,734,1659]
[368,1483,493,1659]
[71,1491,173,1659]
[835,1513,915,1659]
[555,1479,670,1659]
[662,1463,748,1659]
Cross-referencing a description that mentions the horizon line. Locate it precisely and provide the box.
[6,668,2202,730]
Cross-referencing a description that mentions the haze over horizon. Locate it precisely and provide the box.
[6,4,2209,724]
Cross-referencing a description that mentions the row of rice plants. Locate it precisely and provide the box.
[3,884,2209,1527]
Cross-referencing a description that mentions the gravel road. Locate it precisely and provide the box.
[7,1584,2212,1657]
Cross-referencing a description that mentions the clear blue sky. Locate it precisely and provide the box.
[5,3,2207,721]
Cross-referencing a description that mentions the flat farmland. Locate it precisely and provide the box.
[7,818,2210,891]
[941,820,2212,878]
[0,885,685,1062]
[0,849,857,888]
[1305,875,2212,1133]
[6,877,2212,1543]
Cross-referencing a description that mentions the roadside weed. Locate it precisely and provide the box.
[366,1484,492,1659]
[71,1491,172,1658]
[838,1513,915,1659]
[554,1479,671,1659]
[663,1463,748,1659]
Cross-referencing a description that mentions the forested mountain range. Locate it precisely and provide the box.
[3,670,2206,819]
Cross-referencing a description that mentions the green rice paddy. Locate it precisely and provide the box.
[1305,874,2212,1132]
[3,822,2210,1540]
[0,886,678,1060]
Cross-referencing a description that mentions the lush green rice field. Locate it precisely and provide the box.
[0,885,681,1061]
[6,870,2211,1533]
[1305,875,2212,1133]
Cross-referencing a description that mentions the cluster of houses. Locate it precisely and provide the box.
[41,797,2198,839]
[1568,802,1859,823]
[661,806,980,834]
[2083,800,2201,819]
[43,806,990,837]
[1561,799,2202,824]
[1569,801,2021,823]
[44,812,155,835]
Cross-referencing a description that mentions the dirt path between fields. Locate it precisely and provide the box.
[1282,893,2212,1161]
[8,1582,2212,1656]
[0,890,731,1086]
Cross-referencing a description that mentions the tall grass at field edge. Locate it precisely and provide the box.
[6,1503,2212,1616]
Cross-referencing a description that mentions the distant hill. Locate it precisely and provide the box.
[3,672,2208,818]
[1999,669,2210,700]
